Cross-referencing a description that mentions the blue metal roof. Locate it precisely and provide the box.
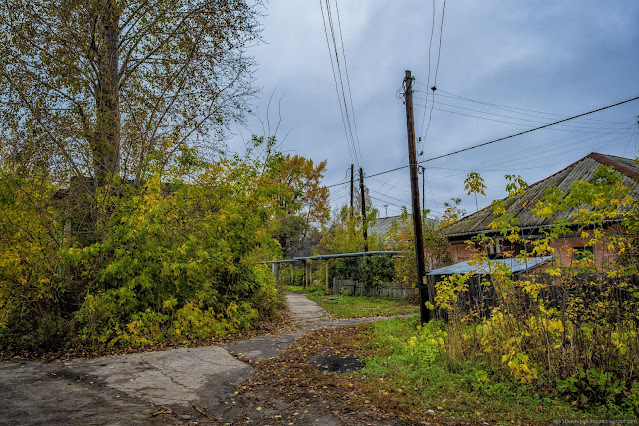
[426,256,553,276]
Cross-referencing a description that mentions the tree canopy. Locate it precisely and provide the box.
[0,0,262,185]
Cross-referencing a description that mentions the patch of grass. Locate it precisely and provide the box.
[313,295,419,319]
[242,321,591,424]
[281,284,305,293]
[357,317,590,423]
[281,284,324,297]
[283,284,419,319]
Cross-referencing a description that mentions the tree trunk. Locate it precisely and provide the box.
[94,0,121,187]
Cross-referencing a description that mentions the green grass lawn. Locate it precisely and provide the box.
[274,285,634,422]
[282,284,419,319]
[278,286,632,424]
[356,316,588,423]
[251,318,598,424]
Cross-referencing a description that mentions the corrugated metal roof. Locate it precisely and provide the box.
[367,215,403,236]
[426,256,553,275]
[368,215,438,236]
[442,153,639,239]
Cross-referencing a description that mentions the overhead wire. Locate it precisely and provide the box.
[368,195,404,209]
[382,0,441,203]
[421,125,637,211]
[339,114,635,218]
[413,96,631,130]
[379,4,445,194]
[367,187,409,206]
[319,0,358,167]
[370,95,639,180]
[323,0,362,168]
[415,0,446,218]
[403,125,635,190]
[413,102,634,133]
[386,123,634,217]
[449,113,638,172]
[433,0,446,86]
[418,0,437,139]
[324,95,639,189]
[333,0,363,166]
[419,0,447,144]
[367,174,411,197]
[429,89,625,124]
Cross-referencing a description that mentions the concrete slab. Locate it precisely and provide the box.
[0,292,406,424]
[0,360,176,425]
[65,345,252,408]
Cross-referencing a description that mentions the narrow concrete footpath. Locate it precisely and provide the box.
[0,293,388,425]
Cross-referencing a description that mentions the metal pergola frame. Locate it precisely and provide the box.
[267,251,400,294]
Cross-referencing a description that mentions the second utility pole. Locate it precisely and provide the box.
[404,70,429,324]
[350,164,354,218]
[359,167,368,252]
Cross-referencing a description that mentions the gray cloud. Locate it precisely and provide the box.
[229,0,639,219]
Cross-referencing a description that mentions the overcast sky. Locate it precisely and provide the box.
[228,0,639,221]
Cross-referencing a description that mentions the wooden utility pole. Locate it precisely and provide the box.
[359,167,368,252]
[350,164,354,218]
[404,70,429,324]
[419,166,426,217]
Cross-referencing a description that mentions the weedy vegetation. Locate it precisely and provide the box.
[401,166,639,418]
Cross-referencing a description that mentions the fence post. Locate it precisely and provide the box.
[325,260,331,295]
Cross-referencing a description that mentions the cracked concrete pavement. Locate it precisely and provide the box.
[0,293,391,425]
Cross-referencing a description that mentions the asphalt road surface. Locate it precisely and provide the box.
[1,294,387,425]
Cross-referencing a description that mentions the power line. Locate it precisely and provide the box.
[319,0,358,167]
[367,187,409,206]
[428,89,625,124]
[441,114,637,175]
[419,95,639,165]
[433,0,446,87]
[418,0,437,140]
[327,95,639,184]
[410,125,637,210]
[369,195,403,209]
[413,97,630,130]
[321,0,362,168]
[414,102,634,133]
[419,0,447,144]
[334,0,363,165]
[335,116,636,215]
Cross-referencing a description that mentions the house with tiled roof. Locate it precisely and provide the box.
[441,152,639,267]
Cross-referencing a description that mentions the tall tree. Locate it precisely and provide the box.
[0,0,261,186]
[265,152,330,226]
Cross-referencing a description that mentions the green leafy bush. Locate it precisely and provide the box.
[0,154,287,351]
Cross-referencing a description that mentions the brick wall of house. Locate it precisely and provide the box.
[447,234,617,268]
[448,241,478,264]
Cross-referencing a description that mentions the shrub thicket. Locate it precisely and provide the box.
[0,154,288,351]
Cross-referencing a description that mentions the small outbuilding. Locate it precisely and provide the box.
[425,256,553,318]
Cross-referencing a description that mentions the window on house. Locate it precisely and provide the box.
[486,239,502,259]
[574,246,594,261]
